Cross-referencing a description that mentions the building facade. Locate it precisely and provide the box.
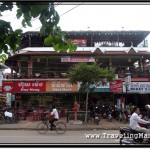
[2,30,150,110]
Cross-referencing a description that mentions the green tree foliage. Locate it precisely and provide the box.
[0,2,77,62]
[68,62,115,122]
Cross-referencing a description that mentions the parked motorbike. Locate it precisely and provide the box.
[101,103,113,121]
[112,105,120,120]
[113,106,131,123]
[93,106,100,125]
[107,106,113,121]
[101,104,107,119]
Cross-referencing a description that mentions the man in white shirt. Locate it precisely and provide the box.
[130,106,150,134]
[49,105,59,130]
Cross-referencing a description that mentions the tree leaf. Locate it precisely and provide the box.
[16,9,22,19]
[3,44,8,54]
[15,29,22,35]
[44,35,53,45]
[53,43,60,52]
[26,20,32,27]
[22,19,26,27]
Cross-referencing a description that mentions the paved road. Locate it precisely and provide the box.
[0,130,120,145]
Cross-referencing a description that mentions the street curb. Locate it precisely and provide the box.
[0,128,120,130]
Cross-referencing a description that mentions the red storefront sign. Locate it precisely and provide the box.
[61,56,95,62]
[110,80,122,92]
[2,81,46,93]
[72,39,87,47]
[15,81,46,92]
[2,81,14,93]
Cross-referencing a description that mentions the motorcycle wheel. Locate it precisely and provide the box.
[119,139,123,145]
[96,120,99,125]
[109,117,112,122]
[122,114,127,124]
[119,117,122,122]
[108,116,112,122]
[103,114,106,119]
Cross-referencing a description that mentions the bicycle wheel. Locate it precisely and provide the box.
[122,114,127,124]
[37,122,49,134]
[0,116,4,124]
[55,122,67,134]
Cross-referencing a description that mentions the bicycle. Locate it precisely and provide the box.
[36,118,67,134]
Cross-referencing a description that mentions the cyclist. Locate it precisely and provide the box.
[49,105,59,130]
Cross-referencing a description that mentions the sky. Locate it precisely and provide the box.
[1,3,150,44]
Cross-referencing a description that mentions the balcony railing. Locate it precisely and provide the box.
[4,66,150,80]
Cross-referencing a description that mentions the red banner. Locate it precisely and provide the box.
[110,80,122,92]
[15,81,46,92]
[72,39,87,47]
[2,81,46,93]
[61,56,95,62]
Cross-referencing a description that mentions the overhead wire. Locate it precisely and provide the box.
[33,2,85,31]
[16,2,62,30]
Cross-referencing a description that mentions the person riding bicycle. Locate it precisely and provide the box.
[49,105,59,130]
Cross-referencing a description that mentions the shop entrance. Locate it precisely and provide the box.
[89,92,114,108]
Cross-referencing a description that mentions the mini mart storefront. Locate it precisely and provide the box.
[2,79,79,110]
[4,79,149,110]
[2,79,123,110]
[122,81,150,109]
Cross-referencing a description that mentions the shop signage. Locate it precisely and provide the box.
[2,81,46,93]
[15,81,46,92]
[123,82,150,93]
[110,80,122,92]
[78,81,110,92]
[72,39,87,47]
[2,81,14,93]
[46,80,78,92]
[92,81,110,92]
[61,56,95,62]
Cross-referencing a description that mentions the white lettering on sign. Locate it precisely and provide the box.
[18,82,43,87]
[52,88,72,91]
[20,88,40,92]
[21,88,28,92]
[39,83,43,86]
[29,88,40,92]
[51,81,74,91]
[123,82,150,93]
[18,82,31,87]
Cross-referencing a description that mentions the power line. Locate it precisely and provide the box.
[16,2,62,30]
[33,2,84,31]
[60,2,84,17]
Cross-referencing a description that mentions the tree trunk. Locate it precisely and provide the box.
[85,90,89,123]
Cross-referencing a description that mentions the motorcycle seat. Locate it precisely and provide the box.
[130,128,144,134]
[120,127,144,134]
